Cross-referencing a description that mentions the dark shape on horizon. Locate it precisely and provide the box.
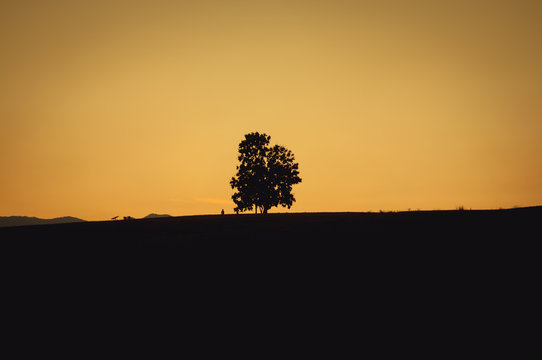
[230,132,302,214]
[111,216,119,220]
[221,209,224,215]
[123,216,134,220]
[0,216,86,228]
[143,213,172,219]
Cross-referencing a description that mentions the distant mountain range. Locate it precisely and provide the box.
[0,213,172,227]
[0,216,86,228]
[143,213,172,219]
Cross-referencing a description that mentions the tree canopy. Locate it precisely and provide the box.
[230,132,302,214]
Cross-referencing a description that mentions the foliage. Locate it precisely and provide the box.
[230,132,302,214]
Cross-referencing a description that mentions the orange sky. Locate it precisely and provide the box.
[1,0,541,220]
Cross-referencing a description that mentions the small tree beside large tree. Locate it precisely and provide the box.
[230,132,302,214]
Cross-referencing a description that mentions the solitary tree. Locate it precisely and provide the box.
[230,132,302,214]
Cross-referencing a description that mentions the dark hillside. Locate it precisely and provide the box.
[2,206,539,243]
[1,208,538,344]
[1,207,539,265]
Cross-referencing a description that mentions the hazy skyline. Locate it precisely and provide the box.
[1,0,541,220]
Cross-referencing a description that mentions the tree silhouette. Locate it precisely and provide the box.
[230,132,302,214]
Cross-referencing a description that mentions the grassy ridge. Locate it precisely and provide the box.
[2,207,539,244]
[2,207,538,339]
[1,207,538,272]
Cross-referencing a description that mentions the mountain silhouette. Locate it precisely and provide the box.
[0,216,86,228]
[143,213,172,219]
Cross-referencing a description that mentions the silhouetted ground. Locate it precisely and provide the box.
[1,208,538,350]
[1,207,538,272]
[2,206,539,243]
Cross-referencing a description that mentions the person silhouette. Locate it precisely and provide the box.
[221,209,224,215]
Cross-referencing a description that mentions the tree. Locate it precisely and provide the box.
[230,132,302,214]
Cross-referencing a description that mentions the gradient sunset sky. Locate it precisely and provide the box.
[1,0,541,220]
